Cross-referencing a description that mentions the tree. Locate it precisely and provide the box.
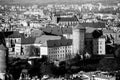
[92,30,103,38]
[41,55,48,62]
[106,45,115,54]
[26,45,40,57]
[116,71,120,80]
[98,58,119,71]
[8,58,31,80]
[28,63,41,77]
[114,46,120,67]
[40,62,56,76]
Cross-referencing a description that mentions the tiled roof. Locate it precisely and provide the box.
[7,31,22,38]
[57,16,78,22]
[80,22,106,28]
[21,37,35,44]
[0,31,36,44]
[61,27,72,34]
[0,31,21,38]
[51,27,63,35]
[41,22,105,35]
[102,29,115,33]
[54,12,73,17]
[47,39,72,47]
[41,27,72,35]
[31,29,44,37]
[34,35,61,44]
[18,34,36,44]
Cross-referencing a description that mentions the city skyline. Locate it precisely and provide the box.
[0,0,119,4]
[0,0,120,79]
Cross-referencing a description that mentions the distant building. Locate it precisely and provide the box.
[102,29,120,44]
[15,36,35,56]
[93,36,106,55]
[41,26,72,38]
[15,34,61,58]
[52,13,79,26]
[40,39,73,61]
[3,31,22,52]
[34,35,61,47]
[80,22,106,30]
[72,24,86,55]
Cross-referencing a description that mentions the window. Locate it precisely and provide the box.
[49,48,51,51]
[100,42,102,45]
[97,51,98,54]
[99,46,102,49]
[68,50,71,53]
[60,51,62,53]
[65,50,67,52]
[61,54,62,57]
[100,51,102,53]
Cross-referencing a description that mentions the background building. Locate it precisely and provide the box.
[72,24,86,55]
[93,36,106,55]
[40,39,72,61]
[52,13,79,26]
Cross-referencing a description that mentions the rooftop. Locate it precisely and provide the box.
[80,22,106,28]
[34,35,61,44]
[41,39,72,47]
[47,39,72,47]
[57,16,79,22]
[31,29,44,37]
[0,31,21,38]
[41,27,72,35]
[17,34,36,44]
[21,37,36,44]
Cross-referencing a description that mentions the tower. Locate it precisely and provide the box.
[0,44,7,80]
[72,24,86,56]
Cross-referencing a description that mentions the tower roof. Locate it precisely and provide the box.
[0,44,7,50]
